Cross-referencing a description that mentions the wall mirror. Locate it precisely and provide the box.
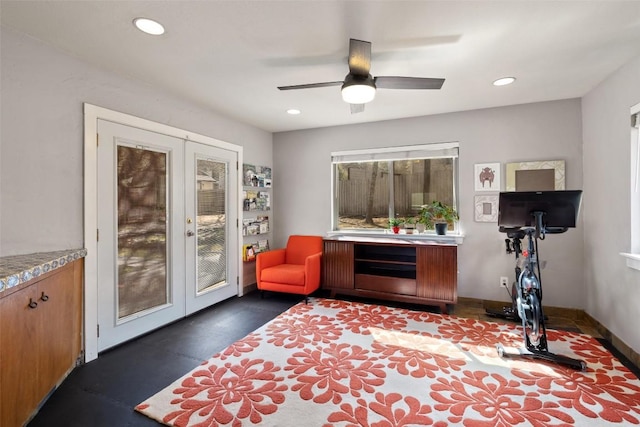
[505,160,565,191]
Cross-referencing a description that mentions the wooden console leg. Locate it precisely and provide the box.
[440,303,448,315]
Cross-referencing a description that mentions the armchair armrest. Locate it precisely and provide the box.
[256,249,286,288]
[303,251,322,293]
[257,248,286,270]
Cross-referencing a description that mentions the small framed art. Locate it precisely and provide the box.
[474,162,501,192]
[474,195,499,222]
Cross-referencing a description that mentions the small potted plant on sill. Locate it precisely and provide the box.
[416,216,427,234]
[404,217,416,234]
[419,201,459,235]
[389,217,402,234]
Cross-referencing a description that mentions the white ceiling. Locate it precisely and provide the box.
[2,1,640,133]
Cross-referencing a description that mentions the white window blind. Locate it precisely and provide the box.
[331,142,459,163]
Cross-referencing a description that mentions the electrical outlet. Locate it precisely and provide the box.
[500,276,509,288]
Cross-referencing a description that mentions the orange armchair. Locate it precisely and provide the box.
[256,235,323,302]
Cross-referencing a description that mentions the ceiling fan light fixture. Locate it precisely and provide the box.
[341,74,376,104]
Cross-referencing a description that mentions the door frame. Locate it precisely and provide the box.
[84,103,244,362]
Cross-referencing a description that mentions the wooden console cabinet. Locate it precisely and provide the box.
[322,237,457,313]
[0,259,83,427]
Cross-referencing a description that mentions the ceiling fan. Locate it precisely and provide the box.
[277,38,445,114]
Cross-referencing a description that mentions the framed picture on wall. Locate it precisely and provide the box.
[505,160,565,191]
[474,162,501,192]
[474,195,499,222]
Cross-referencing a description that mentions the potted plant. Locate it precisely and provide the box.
[404,217,416,234]
[389,217,402,234]
[416,216,427,234]
[419,201,459,235]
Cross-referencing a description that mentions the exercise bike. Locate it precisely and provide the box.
[494,191,586,371]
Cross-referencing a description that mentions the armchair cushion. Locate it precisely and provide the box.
[261,264,305,286]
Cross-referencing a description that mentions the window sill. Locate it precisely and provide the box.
[620,252,640,271]
[326,230,465,245]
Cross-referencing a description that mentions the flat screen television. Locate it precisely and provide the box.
[498,190,583,228]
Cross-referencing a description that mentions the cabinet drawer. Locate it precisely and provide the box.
[355,274,416,296]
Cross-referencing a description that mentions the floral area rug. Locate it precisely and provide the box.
[136,298,640,426]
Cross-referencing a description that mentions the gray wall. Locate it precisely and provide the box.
[0,26,272,256]
[273,99,585,309]
[582,55,640,353]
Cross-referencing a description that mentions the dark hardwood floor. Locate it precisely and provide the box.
[27,291,302,427]
[27,291,639,426]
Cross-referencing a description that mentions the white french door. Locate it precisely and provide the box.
[185,142,238,314]
[96,119,238,351]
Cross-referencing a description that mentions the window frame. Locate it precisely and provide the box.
[621,102,640,270]
[330,142,460,235]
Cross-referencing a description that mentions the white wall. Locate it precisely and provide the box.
[0,26,272,256]
[582,55,640,354]
[273,99,585,309]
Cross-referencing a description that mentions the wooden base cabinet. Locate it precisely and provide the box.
[322,238,457,313]
[0,260,83,427]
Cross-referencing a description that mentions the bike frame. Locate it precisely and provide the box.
[497,211,586,371]
[516,228,548,352]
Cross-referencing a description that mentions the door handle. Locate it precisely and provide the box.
[186,230,195,237]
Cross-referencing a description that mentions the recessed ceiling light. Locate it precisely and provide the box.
[133,18,165,35]
[286,109,301,115]
[493,77,516,86]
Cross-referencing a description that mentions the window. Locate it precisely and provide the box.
[331,143,459,231]
[623,104,640,270]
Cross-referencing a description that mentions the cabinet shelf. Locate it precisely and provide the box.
[354,243,416,263]
[354,258,415,266]
[355,261,416,279]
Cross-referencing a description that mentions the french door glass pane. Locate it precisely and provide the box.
[196,158,227,293]
[117,145,168,319]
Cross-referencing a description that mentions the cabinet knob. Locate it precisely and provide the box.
[40,292,49,302]
[28,298,38,309]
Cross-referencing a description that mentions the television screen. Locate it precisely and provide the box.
[498,190,582,228]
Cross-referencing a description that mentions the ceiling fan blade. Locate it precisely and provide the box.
[374,76,445,90]
[350,103,365,114]
[348,39,371,76]
[278,81,343,90]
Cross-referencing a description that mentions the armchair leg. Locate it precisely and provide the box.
[304,296,309,304]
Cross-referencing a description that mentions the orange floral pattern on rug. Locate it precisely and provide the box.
[136,298,640,426]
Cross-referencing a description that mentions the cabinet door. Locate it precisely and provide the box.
[0,262,82,427]
[417,245,457,302]
[0,286,40,427]
[322,240,354,290]
[37,266,77,398]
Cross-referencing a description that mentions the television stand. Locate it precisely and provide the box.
[322,236,457,313]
